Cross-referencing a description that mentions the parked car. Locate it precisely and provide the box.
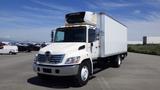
[16,43,40,52]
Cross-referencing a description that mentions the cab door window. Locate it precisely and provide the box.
[88,29,96,43]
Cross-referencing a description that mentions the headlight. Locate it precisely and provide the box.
[34,54,38,63]
[65,56,80,64]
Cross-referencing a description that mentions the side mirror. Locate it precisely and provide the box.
[51,30,54,42]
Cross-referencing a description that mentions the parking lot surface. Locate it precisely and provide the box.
[0,52,160,90]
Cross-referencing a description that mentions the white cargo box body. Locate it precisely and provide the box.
[98,13,127,57]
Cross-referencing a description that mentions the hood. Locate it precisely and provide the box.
[39,43,86,54]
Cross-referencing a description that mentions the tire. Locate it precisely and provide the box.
[9,51,13,55]
[112,55,122,68]
[75,61,90,86]
[37,73,48,79]
[12,52,17,55]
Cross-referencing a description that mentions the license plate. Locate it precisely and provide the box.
[43,68,52,73]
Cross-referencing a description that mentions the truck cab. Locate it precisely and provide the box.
[34,25,99,85]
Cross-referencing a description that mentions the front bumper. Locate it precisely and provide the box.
[33,63,79,76]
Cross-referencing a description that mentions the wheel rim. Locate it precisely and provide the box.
[81,66,89,81]
[118,56,121,65]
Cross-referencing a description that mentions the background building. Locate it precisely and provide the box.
[143,36,160,44]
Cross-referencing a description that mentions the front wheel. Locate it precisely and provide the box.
[9,51,13,55]
[112,55,122,68]
[37,73,49,79]
[74,61,90,86]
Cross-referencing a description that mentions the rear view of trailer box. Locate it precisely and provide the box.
[98,13,127,57]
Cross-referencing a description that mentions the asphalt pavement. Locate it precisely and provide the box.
[0,52,160,90]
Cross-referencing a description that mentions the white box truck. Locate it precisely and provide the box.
[33,11,127,86]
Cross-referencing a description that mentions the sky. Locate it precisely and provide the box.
[0,0,160,42]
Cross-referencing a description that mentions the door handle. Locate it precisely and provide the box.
[91,43,93,47]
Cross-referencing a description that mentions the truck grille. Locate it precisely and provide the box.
[37,54,64,64]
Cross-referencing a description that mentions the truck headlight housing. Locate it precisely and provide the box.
[34,54,38,64]
[65,56,81,64]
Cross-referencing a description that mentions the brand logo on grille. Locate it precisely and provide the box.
[45,51,51,62]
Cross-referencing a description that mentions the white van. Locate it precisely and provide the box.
[0,45,18,55]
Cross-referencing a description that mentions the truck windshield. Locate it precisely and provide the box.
[54,26,86,42]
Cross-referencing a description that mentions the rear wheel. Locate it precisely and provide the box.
[75,61,90,86]
[112,55,122,68]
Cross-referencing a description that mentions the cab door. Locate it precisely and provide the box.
[88,28,100,60]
